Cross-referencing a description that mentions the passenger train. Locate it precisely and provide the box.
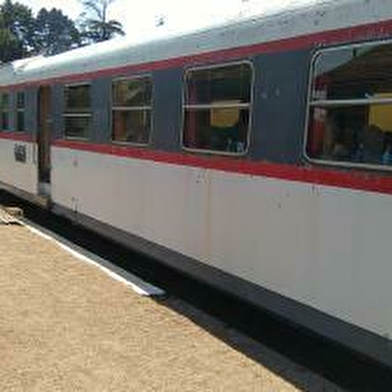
[1,0,392,368]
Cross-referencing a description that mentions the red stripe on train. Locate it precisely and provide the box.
[2,18,392,89]
[0,132,33,142]
[52,139,392,196]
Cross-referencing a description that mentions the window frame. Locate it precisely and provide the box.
[15,91,25,133]
[0,92,10,132]
[110,74,153,146]
[304,39,392,172]
[63,82,92,140]
[181,60,254,156]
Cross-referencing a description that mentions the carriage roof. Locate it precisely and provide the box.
[0,0,391,87]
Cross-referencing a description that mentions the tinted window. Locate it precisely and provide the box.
[64,84,91,139]
[1,93,10,131]
[307,42,392,167]
[183,63,252,154]
[16,92,25,132]
[112,77,152,144]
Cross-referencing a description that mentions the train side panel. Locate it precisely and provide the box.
[50,146,392,344]
[0,138,37,195]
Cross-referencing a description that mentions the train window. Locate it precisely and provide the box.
[183,62,252,154]
[307,41,392,168]
[1,93,10,131]
[111,77,152,144]
[64,84,91,139]
[16,92,25,132]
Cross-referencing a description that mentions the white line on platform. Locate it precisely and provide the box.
[20,218,165,297]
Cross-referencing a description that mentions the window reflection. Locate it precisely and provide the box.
[64,84,91,139]
[183,63,252,154]
[1,93,9,131]
[307,42,392,167]
[112,77,152,144]
[16,92,25,132]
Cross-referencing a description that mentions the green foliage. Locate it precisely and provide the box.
[0,0,126,63]
[0,0,83,63]
[0,19,21,62]
[0,0,34,61]
[79,0,125,44]
[34,8,81,55]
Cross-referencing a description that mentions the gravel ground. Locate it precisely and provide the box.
[0,223,344,391]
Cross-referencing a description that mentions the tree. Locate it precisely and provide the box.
[0,0,35,61]
[33,8,81,55]
[79,0,125,44]
[0,1,82,62]
[0,17,20,63]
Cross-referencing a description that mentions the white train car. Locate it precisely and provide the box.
[0,0,392,368]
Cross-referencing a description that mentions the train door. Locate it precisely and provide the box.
[37,86,51,196]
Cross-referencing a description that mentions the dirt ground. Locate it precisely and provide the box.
[0,223,343,391]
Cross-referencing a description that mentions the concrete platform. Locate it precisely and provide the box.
[0,221,342,391]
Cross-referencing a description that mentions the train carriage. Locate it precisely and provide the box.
[0,0,392,368]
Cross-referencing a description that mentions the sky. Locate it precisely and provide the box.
[17,0,321,39]
[17,0,246,36]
